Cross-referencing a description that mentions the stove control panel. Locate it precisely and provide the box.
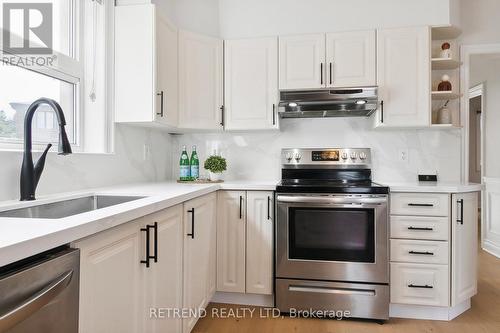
[282,148,371,167]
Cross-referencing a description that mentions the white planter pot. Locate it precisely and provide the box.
[209,172,223,181]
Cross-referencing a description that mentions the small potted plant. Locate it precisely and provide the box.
[204,155,227,181]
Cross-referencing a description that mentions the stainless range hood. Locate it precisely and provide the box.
[278,87,378,118]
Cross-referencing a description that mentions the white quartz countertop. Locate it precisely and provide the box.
[379,182,483,193]
[0,181,277,267]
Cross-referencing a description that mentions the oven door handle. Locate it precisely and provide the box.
[276,195,387,205]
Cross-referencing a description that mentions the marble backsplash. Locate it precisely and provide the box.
[170,117,463,183]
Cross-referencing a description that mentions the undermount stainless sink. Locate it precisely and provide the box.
[0,195,146,219]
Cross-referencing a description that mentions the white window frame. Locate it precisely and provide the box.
[0,0,87,152]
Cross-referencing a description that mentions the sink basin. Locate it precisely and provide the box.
[0,195,146,219]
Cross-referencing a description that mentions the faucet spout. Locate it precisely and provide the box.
[20,98,72,201]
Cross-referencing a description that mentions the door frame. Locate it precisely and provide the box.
[467,83,485,186]
[460,43,500,182]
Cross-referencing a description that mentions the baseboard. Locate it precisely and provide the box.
[389,299,471,321]
[483,239,500,258]
[211,292,274,307]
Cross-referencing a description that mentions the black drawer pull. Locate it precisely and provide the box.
[408,226,434,231]
[408,203,434,207]
[408,250,434,256]
[457,199,464,225]
[408,284,433,289]
[267,196,271,220]
[140,226,151,267]
[152,222,158,263]
[187,208,195,239]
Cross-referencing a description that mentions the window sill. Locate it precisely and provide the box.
[0,148,115,156]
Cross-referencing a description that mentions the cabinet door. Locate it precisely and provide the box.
[144,206,183,333]
[224,38,279,130]
[115,4,155,123]
[451,192,478,306]
[75,221,144,333]
[183,193,217,333]
[279,34,326,90]
[326,30,376,87]
[179,31,223,130]
[217,191,246,293]
[246,191,274,295]
[156,13,178,126]
[376,27,430,127]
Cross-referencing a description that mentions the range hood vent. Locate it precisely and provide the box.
[278,87,378,118]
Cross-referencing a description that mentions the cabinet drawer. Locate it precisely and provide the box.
[390,239,449,264]
[390,263,449,306]
[390,215,449,241]
[391,193,449,216]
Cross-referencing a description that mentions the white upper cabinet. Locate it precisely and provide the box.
[224,38,279,130]
[376,26,431,127]
[451,192,478,306]
[325,30,376,87]
[279,34,326,90]
[115,4,178,127]
[178,31,223,130]
[156,12,179,127]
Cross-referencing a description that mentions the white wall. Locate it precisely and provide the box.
[460,0,500,44]
[218,0,451,39]
[0,125,173,201]
[172,119,462,183]
[470,55,500,178]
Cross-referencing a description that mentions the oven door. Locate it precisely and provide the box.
[276,194,388,284]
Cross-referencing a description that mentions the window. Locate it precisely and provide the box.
[0,0,112,153]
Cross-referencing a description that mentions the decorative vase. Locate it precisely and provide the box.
[209,172,223,181]
[437,106,452,124]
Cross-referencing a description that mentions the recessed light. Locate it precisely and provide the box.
[288,102,298,107]
[355,100,367,105]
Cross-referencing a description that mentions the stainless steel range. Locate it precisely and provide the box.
[275,148,390,320]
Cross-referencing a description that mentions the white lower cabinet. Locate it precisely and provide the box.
[183,193,217,333]
[451,192,478,306]
[75,205,184,333]
[390,191,479,312]
[217,191,274,296]
[391,262,449,306]
[76,193,217,333]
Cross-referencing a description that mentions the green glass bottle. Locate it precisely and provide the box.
[190,145,199,180]
[179,146,190,181]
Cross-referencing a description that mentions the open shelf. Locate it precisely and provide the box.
[432,91,462,100]
[432,26,462,40]
[429,123,462,129]
[432,58,462,70]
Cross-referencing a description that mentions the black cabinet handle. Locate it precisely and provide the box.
[457,199,464,225]
[408,284,433,289]
[329,62,333,85]
[380,100,384,123]
[408,226,434,231]
[239,196,243,219]
[156,91,164,117]
[152,222,158,263]
[272,104,276,126]
[187,208,195,239]
[267,196,271,220]
[408,250,434,256]
[220,105,225,127]
[408,203,434,207]
[320,63,324,85]
[141,226,151,267]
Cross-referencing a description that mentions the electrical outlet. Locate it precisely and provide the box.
[398,149,409,163]
[143,144,151,161]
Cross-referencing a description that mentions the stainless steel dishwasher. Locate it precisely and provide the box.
[0,247,79,333]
